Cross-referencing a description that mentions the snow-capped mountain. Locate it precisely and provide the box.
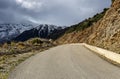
[0,23,66,43]
[0,24,34,43]
[13,24,66,42]
[36,24,63,38]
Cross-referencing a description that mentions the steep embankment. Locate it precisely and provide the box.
[56,0,120,53]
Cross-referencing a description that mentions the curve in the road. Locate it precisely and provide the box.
[9,44,120,79]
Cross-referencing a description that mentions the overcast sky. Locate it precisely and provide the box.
[0,0,111,26]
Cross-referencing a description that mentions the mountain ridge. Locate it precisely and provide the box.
[0,24,34,43]
[0,24,65,43]
[56,0,120,53]
[13,24,65,42]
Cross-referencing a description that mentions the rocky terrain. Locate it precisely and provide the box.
[56,0,120,53]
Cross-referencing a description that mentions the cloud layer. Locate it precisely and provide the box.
[0,0,111,26]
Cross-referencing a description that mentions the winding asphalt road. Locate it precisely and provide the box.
[9,44,120,79]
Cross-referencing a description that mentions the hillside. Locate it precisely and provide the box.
[56,0,120,53]
[0,24,34,43]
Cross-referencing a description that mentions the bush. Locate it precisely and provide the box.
[9,49,15,54]
[112,0,115,3]
[17,42,25,49]
[10,42,16,46]
[2,43,8,48]
[29,38,43,45]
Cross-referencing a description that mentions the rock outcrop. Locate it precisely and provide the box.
[56,0,120,53]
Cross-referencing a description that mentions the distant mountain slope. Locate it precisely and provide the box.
[0,24,34,43]
[13,24,66,42]
[56,0,120,53]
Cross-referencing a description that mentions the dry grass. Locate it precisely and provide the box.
[0,38,55,79]
[0,51,39,79]
[0,38,54,55]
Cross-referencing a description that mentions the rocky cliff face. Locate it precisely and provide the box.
[56,0,120,53]
[87,0,120,53]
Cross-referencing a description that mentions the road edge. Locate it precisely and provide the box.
[82,43,120,67]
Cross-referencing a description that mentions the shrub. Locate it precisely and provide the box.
[17,42,25,49]
[2,43,8,48]
[29,38,43,45]
[10,42,16,46]
[9,49,15,54]
[112,0,115,3]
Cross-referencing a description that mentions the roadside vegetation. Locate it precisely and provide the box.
[0,38,54,55]
[112,0,115,3]
[66,8,108,33]
[0,38,55,79]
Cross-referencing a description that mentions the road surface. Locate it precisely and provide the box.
[9,44,120,79]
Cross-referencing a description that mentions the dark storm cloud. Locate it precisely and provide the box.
[0,0,111,26]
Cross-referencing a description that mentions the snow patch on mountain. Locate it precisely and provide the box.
[0,24,34,43]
